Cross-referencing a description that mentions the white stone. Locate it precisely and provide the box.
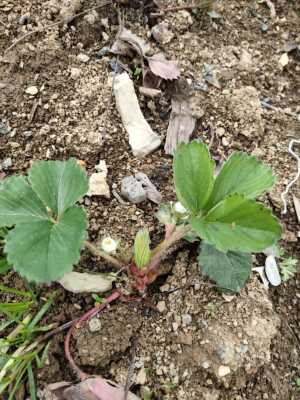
[77,53,90,63]
[70,67,81,79]
[279,53,289,68]
[88,317,102,332]
[58,271,113,293]
[135,368,147,385]
[157,301,166,313]
[218,365,231,377]
[114,72,161,158]
[25,86,38,95]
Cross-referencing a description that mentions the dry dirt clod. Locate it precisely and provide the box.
[87,161,110,198]
[58,271,114,294]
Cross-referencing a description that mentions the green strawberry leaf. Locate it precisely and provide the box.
[206,152,275,209]
[28,159,89,216]
[0,257,11,275]
[5,206,87,283]
[173,141,214,215]
[190,195,281,253]
[0,176,48,226]
[198,242,252,292]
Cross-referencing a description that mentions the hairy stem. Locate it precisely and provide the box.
[147,224,191,273]
[85,240,123,269]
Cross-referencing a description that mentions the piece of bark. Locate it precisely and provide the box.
[114,72,161,157]
[147,53,180,80]
[164,97,196,155]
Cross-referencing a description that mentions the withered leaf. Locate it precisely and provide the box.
[165,97,196,155]
[147,53,180,80]
[111,27,151,57]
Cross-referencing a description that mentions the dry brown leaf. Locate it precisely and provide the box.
[111,27,151,57]
[147,53,180,80]
[165,97,196,155]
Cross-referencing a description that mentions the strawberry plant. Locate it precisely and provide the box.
[0,141,281,293]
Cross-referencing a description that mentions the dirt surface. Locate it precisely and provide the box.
[1,0,300,399]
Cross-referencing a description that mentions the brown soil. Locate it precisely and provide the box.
[1,0,300,399]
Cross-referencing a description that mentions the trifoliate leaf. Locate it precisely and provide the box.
[190,195,281,253]
[198,242,252,292]
[5,206,87,283]
[173,141,214,214]
[134,229,151,269]
[0,176,48,226]
[206,152,275,209]
[28,159,89,216]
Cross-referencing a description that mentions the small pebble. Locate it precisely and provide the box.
[77,53,90,63]
[88,317,102,333]
[70,67,81,79]
[25,86,38,96]
[218,365,231,377]
[182,314,192,326]
[157,301,166,313]
[261,23,268,33]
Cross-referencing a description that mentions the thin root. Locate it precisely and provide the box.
[281,139,300,214]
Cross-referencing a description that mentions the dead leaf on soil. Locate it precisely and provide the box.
[48,377,140,400]
[147,53,180,80]
[165,96,196,155]
[111,27,151,57]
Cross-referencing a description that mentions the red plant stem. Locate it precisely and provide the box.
[64,290,121,380]
[146,224,191,274]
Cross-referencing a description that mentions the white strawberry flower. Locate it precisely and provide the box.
[101,237,118,254]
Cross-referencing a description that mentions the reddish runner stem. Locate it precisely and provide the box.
[64,290,121,380]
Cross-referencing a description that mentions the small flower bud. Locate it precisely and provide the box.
[174,201,187,214]
[101,237,118,254]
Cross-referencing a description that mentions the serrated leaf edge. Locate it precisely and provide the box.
[5,206,88,283]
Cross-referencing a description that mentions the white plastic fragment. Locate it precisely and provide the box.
[265,255,281,286]
[114,72,161,157]
[253,267,269,290]
[58,271,114,294]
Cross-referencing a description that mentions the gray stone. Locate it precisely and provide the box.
[182,314,192,326]
[121,176,147,204]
